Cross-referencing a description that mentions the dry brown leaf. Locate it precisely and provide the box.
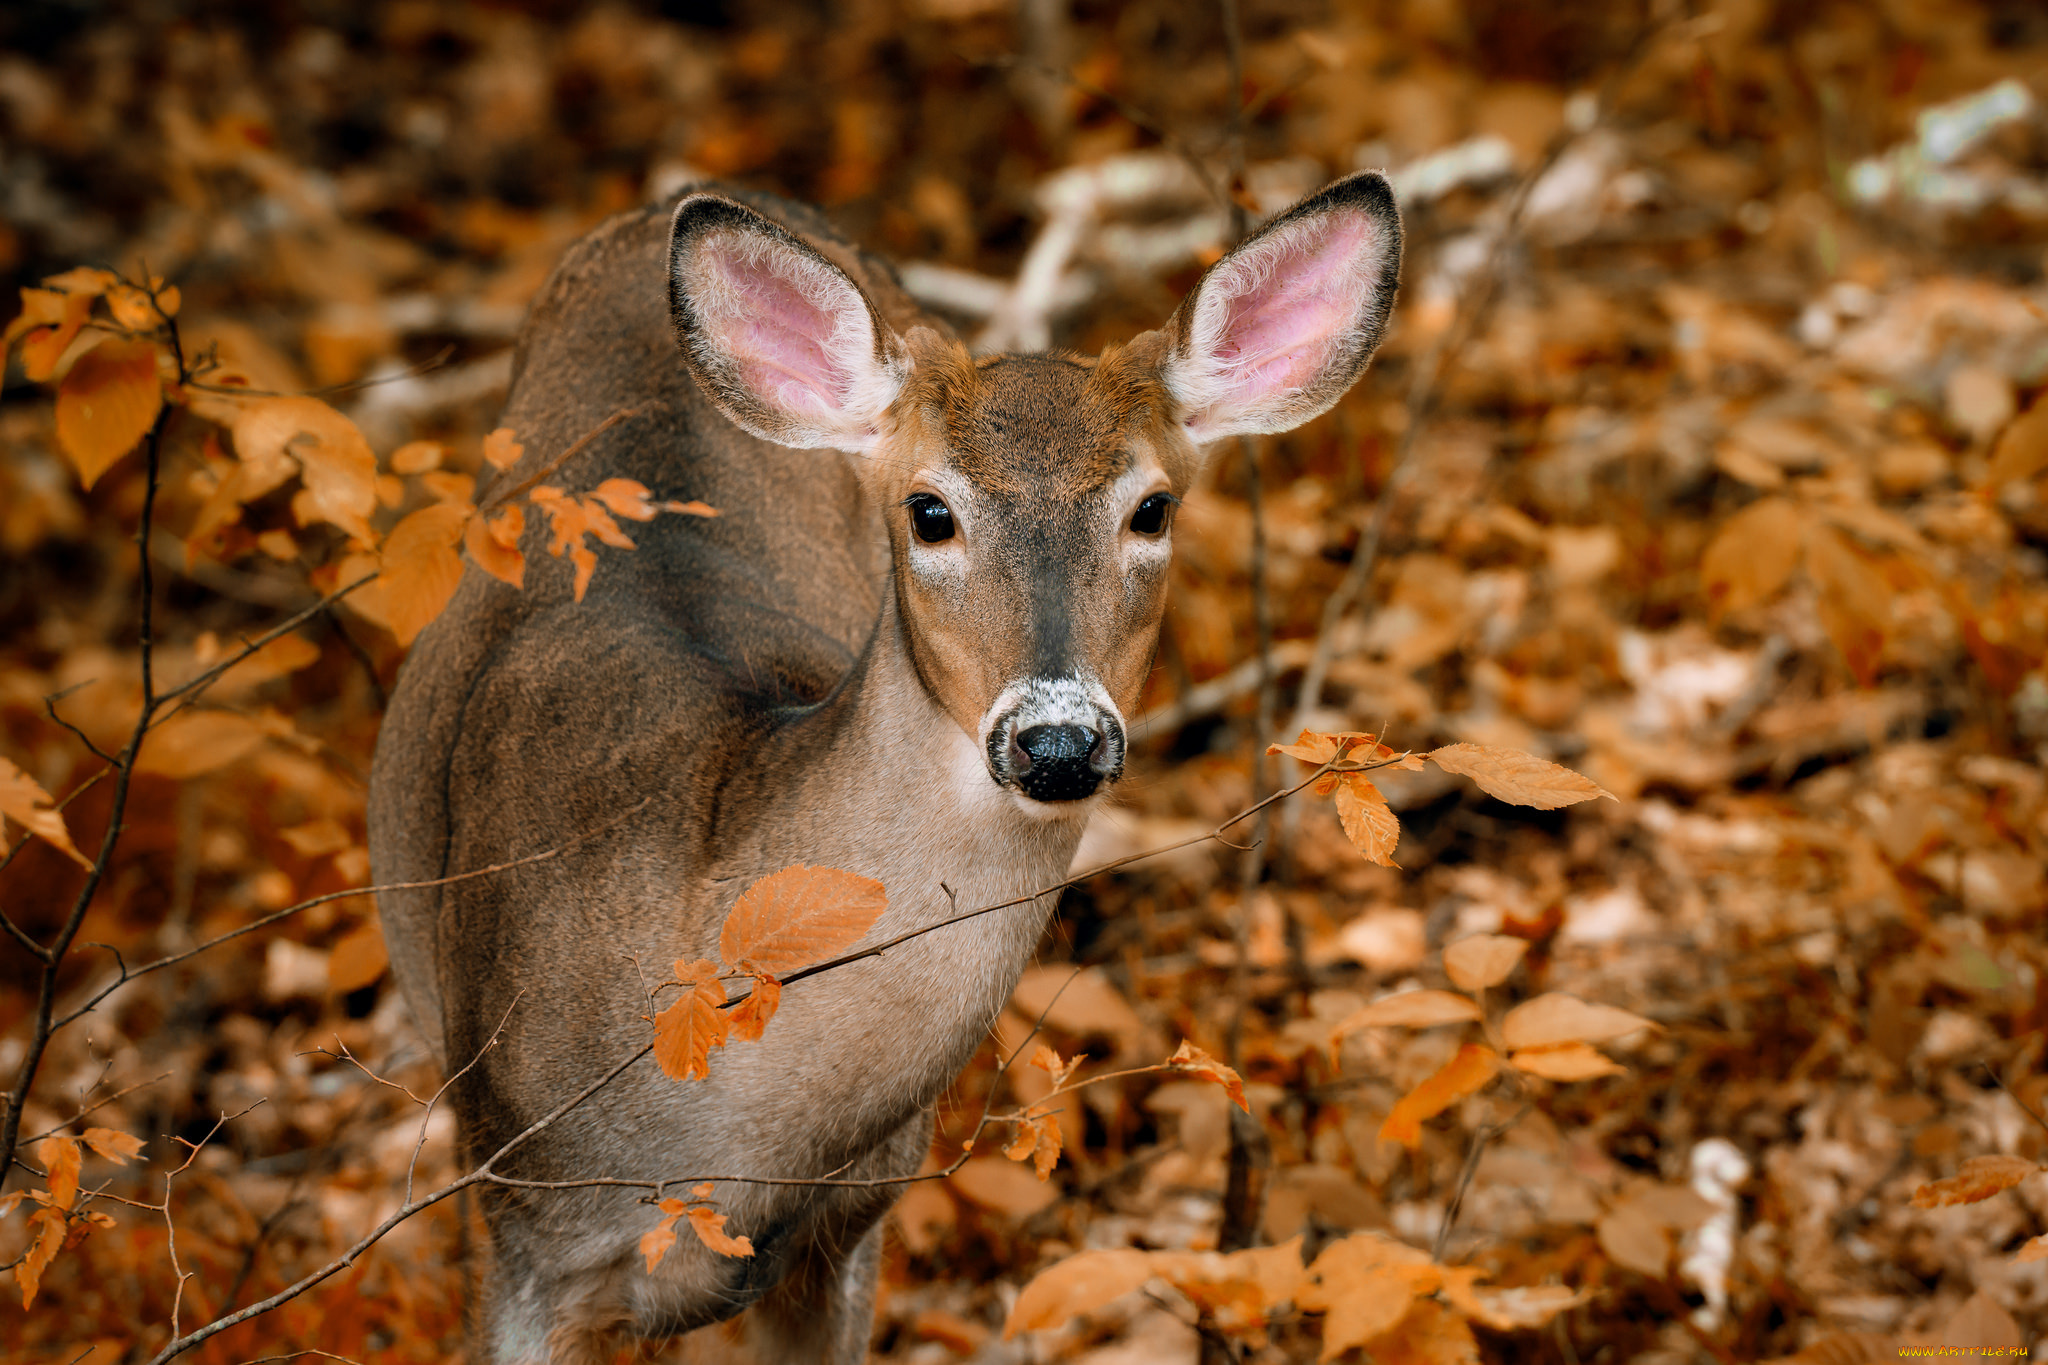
[40,1135,81,1210]
[1004,1109,1063,1180]
[79,1128,143,1165]
[1443,934,1528,992]
[1379,1043,1500,1148]
[1805,521,1891,686]
[1985,392,2048,488]
[1911,1153,2041,1208]
[1596,1201,1671,1279]
[1437,1273,1589,1331]
[651,960,729,1081]
[1426,744,1613,809]
[1500,994,1656,1051]
[377,501,469,646]
[726,974,782,1043]
[54,337,161,490]
[684,1202,754,1258]
[6,285,94,381]
[17,1205,64,1308]
[1166,1039,1249,1112]
[950,1156,1061,1218]
[1699,495,1804,619]
[1333,989,1484,1033]
[1004,1247,1159,1336]
[590,477,659,520]
[135,710,268,779]
[0,757,90,868]
[1510,1041,1627,1081]
[466,503,527,589]
[389,440,445,474]
[1299,1232,1440,1360]
[1029,1044,1085,1089]
[482,426,524,471]
[327,923,389,994]
[1333,772,1401,865]
[228,396,379,543]
[279,819,351,857]
[1365,1295,1480,1365]
[718,865,887,976]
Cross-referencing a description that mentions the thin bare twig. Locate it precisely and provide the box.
[57,799,651,1031]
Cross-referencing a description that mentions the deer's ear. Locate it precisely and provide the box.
[669,194,910,454]
[1161,171,1402,446]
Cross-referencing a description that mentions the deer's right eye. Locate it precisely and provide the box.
[907,494,956,543]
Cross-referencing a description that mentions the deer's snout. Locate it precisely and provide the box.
[984,680,1126,806]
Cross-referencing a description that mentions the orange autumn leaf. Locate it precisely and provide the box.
[1911,1154,2041,1209]
[39,1135,81,1210]
[1699,495,1803,620]
[55,337,162,490]
[1029,1044,1086,1089]
[1299,1232,1441,1360]
[17,1205,65,1308]
[1443,934,1528,992]
[1500,993,1657,1051]
[1004,1109,1063,1180]
[1510,1041,1627,1081]
[639,1209,680,1273]
[0,756,91,868]
[718,865,888,976]
[464,502,527,591]
[79,1128,144,1164]
[1379,1043,1500,1148]
[1332,772,1400,866]
[651,959,730,1081]
[1166,1039,1249,1112]
[1426,744,1614,810]
[1005,1247,1158,1336]
[482,426,524,471]
[1332,989,1483,1033]
[378,501,469,646]
[726,974,782,1043]
[590,478,659,521]
[684,1202,755,1258]
[135,710,269,779]
[225,396,379,543]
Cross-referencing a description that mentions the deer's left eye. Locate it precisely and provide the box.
[1130,494,1174,536]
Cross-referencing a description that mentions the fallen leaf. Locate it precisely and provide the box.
[1426,744,1614,809]
[1911,1153,2040,1208]
[1299,1232,1440,1360]
[1700,495,1803,619]
[950,1156,1061,1218]
[327,922,388,994]
[1437,1275,1589,1331]
[1005,1247,1158,1336]
[718,865,887,976]
[1364,1294,1479,1365]
[135,711,269,779]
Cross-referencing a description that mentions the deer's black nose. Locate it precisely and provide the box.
[1012,724,1107,802]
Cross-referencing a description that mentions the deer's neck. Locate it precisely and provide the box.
[738,586,1087,1097]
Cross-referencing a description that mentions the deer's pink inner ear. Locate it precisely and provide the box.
[696,235,866,428]
[1199,216,1370,402]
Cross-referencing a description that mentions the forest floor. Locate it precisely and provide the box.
[2,1,2048,1362]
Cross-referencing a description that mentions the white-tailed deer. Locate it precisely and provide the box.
[368,172,1400,1362]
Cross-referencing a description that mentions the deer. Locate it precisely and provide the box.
[367,170,1401,1363]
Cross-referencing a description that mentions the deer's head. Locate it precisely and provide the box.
[669,174,1401,813]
